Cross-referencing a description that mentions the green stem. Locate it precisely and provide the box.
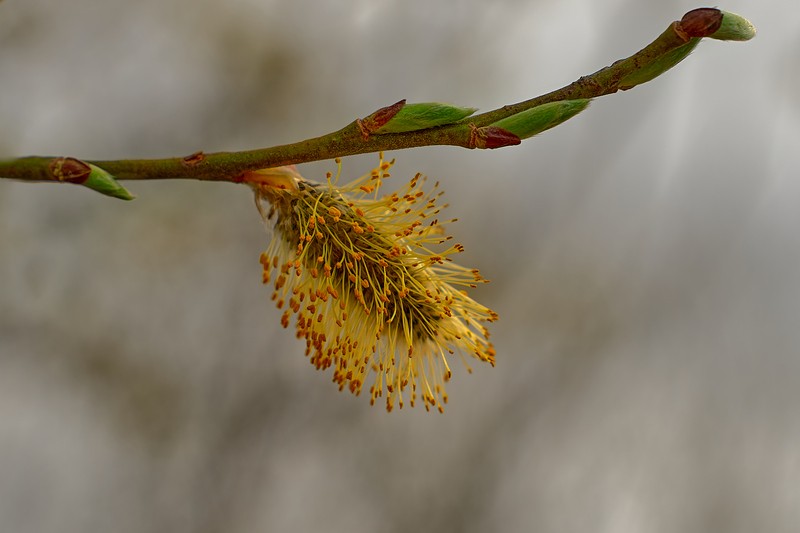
[0,8,752,188]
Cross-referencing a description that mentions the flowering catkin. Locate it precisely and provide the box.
[247,155,496,412]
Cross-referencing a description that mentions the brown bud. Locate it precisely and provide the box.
[678,8,723,39]
[358,100,406,138]
[469,125,521,149]
[49,157,91,183]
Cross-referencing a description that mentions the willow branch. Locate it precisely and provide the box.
[0,8,755,200]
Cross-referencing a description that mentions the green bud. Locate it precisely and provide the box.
[83,164,135,200]
[618,39,699,90]
[710,11,756,42]
[374,102,477,134]
[489,99,590,140]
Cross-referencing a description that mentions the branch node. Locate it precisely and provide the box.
[182,151,206,167]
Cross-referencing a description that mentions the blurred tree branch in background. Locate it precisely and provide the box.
[0,8,754,200]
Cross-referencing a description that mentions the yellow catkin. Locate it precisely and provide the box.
[249,155,496,412]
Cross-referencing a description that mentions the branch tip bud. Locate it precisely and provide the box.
[710,11,756,42]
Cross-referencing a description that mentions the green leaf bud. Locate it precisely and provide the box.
[489,99,590,140]
[710,11,757,42]
[374,102,477,134]
[82,164,135,200]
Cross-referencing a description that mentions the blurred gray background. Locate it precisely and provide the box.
[1,0,798,532]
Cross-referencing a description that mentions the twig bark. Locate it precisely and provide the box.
[0,8,753,192]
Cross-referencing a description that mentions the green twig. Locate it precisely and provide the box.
[0,8,754,200]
